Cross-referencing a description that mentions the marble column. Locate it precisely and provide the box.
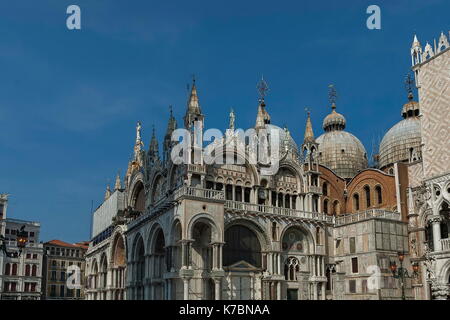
[430,216,442,252]
[183,278,190,300]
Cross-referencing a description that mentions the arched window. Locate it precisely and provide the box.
[225,185,233,200]
[278,193,283,208]
[5,263,10,275]
[353,194,360,211]
[323,199,329,214]
[322,182,328,196]
[12,263,18,275]
[32,265,37,276]
[364,186,371,208]
[316,227,321,245]
[133,182,145,213]
[333,200,340,215]
[224,225,261,268]
[285,194,291,209]
[284,257,300,281]
[25,264,31,276]
[375,186,382,204]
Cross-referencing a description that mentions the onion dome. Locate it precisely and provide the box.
[317,103,368,179]
[323,103,346,131]
[379,89,421,169]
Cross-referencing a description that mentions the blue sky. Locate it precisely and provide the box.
[0,0,448,243]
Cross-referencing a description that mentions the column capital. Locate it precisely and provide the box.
[428,215,442,224]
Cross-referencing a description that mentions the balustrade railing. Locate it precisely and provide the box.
[174,186,225,201]
[187,164,206,174]
[335,209,401,226]
[224,200,333,223]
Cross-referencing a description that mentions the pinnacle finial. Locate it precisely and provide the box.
[304,108,315,143]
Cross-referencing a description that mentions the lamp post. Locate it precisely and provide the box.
[0,225,28,258]
[389,252,419,300]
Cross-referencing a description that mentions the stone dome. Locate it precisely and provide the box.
[316,131,368,179]
[379,117,421,169]
[378,94,421,169]
[316,103,368,179]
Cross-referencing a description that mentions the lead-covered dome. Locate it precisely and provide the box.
[317,103,368,179]
[379,94,421,169]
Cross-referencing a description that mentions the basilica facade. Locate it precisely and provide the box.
[84,31,450,300]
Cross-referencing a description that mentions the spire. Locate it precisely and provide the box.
[149,125,159,159]
[303,110,315,143]
[412,34,421,47]
[166,105,177,134]
[104,184,112,200]
[114,173,122,191]
[184,76,204,129]
[255,77,271,129]
[187,77,201,114]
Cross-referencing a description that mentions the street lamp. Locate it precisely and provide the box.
[390,252,419,300]
[0,225,28,258]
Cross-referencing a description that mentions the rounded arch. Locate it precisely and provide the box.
[100,253,108,272]
[150,173,166,205]
[147,222,166,254]
[209,146,259,186]
[363,185,371,208]
[131,232,146,260]
[223,224,263,268]
[187,213,221,242]
[375,184,383,205]
[279,224,315,254]
[225,217,271,250]
[277,163,305,191]
[110,230,127,268]
[91,259,99,274]
[169,218,182,245]
[332,200,341,215]
[437,258,450,284]
[130,179,145,213]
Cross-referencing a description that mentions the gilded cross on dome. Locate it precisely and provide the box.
[405,73,415,100]
[328,84,337,106]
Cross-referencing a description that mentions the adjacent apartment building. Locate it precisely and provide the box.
[0,194,44,300]
[42,239,89,299]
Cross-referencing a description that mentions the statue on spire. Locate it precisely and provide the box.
[257,76,269,101]
[114,173,122,191]
[136,121,142,143]
[229,108,235,130]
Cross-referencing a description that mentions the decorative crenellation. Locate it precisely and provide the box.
[411,31,450,66]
